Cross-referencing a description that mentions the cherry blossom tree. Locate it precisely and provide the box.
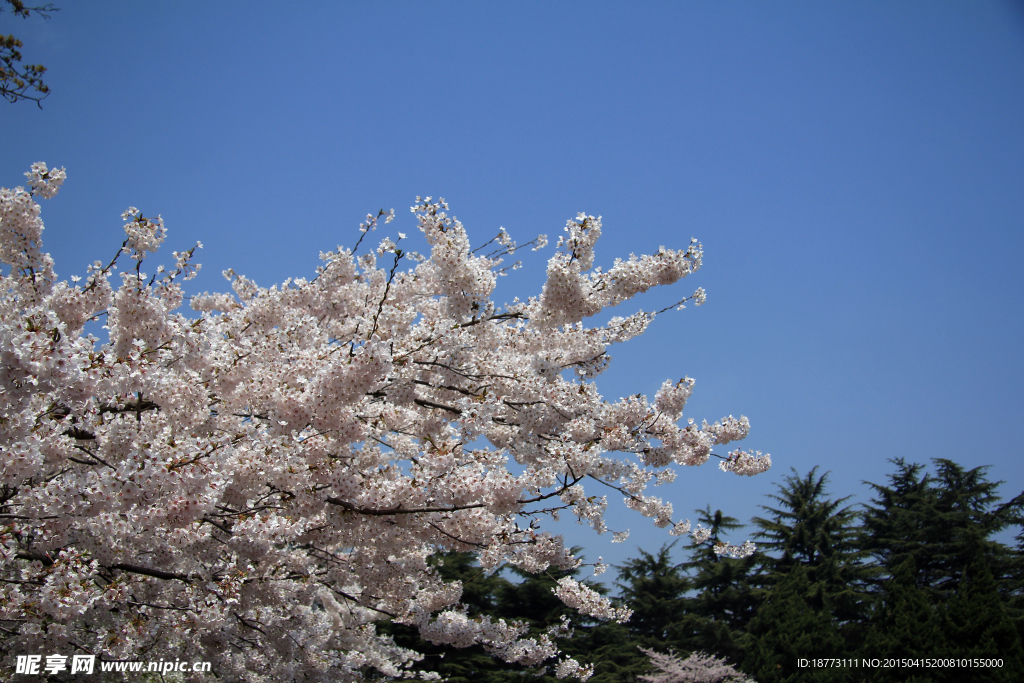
[0,164,770,681]
[640,648,753,683]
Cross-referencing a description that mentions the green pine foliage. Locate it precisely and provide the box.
[1010,526,1024,647]
[675,508,761,666]
[748,467,872,661]
[860,459,1018,600]
[615,544,691,648]
[857,459,1024,679]
[942,548,1024,681]
[493,559,622,683]
[860,557,951,683]
[381,550,631,683]
[576,621,647,683]
[743,567,850,683]
[372,459,1022,683]
[607,544,693,682]
[751,467,874,626]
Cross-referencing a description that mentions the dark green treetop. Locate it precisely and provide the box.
[751,467,873,627]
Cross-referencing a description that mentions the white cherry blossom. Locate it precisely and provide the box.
[0,165,768,680]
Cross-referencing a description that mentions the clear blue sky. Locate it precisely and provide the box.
[5,1,1024,573]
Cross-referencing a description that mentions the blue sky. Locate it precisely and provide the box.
[4,1,1024,573]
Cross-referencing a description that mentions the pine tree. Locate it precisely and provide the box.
[743,567,850,683]
[615,543,692,647]
[675,508,761,666]
[861,459,1019,601]
[750,468,872,651]
[859,459,1024,681]
[492,554,628,683]
[1010,524,1024,648]
[860,557,950,683]
[382,550,632,683]
[942,544,1024,681]
[609,544,694,682]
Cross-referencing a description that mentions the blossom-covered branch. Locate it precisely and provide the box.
[0,170,769,681]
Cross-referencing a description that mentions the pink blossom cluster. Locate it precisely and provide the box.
[718,449,772,477]
[552,577,632,623]
[639,648,753,683]
[0,166,768,681]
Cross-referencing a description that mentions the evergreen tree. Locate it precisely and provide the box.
[743,567,850,683]
[861,459,1019,601]
[609,544,694,682]
[859,459,1024,680]
[675,508,761,666]
[494,560,604,683]
[615,543,692,647]
[750,467,872,652]
[1010,523,1024,647]
[859,459,931,578]
[378,460,1024,683]
[382,550,639,683]
[860,557,950,683]
[942,544,1024,681]
[580,620,647,683]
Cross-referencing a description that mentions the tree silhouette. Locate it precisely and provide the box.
[751,468,873,639]
[861,459,1020,601]
[1,0,57,106]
